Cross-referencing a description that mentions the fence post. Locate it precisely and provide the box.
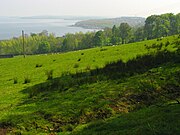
[22,30,25,58]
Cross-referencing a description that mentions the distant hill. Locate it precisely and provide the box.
[74,17,146,29]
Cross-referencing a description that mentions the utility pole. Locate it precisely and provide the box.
[22,30,25,58]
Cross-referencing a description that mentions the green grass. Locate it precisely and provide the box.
[73,104,180,135]
[0,35,179,134]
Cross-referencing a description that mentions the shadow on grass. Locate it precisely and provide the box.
[72,104,180,135]
[21,49,180,97]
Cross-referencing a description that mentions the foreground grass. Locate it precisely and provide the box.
[0,35,179,134]
[73,104,180,135]
[4,61,178,134]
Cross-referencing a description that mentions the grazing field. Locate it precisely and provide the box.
[0,35,180,134]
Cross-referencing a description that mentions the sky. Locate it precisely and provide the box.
[0,0,179,17]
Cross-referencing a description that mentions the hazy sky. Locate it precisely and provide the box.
[0,0,179,17]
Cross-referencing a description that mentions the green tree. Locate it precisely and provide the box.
[174,13,180,34]
[39,30,48,37]
[144,13,179,39]
[111,25,120,45]
[119,23,132,44]
[38,41,50,54]
[80,32,95,49]
[62,34,78,51]
[134,26,145,41]
[144,15,157,39]
[93,31,104,46]
[169,14,178,35]
[103,27,112,45]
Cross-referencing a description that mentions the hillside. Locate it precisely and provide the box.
[73,17,145,29]
[0,35,179,134]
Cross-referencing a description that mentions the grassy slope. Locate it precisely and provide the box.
[72,63,180,135]
[0,35,179,134]
[73,104,180,135]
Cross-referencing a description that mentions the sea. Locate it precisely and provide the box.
[0,17,95,40]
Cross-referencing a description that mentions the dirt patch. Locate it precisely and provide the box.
[0,128,7,135]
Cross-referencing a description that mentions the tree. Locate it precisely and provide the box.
[111,25,120,45]
[144,13,179,39]
[39,30,49,37]
[103,27,112,45]
[176,13,180,34]
[119,23,132,44]
[30,33,37,37]
[38,41,50,54]
[62,34,79,51]
[169,14,178,35]
[144,15,156,39]
[93,31,104,46]
[80,32,95,49]
[134,26,145,41]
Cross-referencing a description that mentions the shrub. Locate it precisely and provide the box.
[165,41,170,47]
[85,65,91,71]
[13,77,18,84]
[45,70,53,80]
[151,43,157,48]
[174,40,180,46]
[100,48,108,51]
[157,42,163,50]
[24,76,31,84]
[35,64,42,68]
[37,41,50,54]
[61,71,70,77]
[73,63,79,68]
[63,124,74,132]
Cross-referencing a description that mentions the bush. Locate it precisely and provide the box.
[13,77,18,84]
[100,48,108,51]
[45,70,53,80]
[37,41,50,54]
[63,124,74,132]
[24,76,31,84]
[85,65,91,71]
[35,64,42,68]
[165,41,170,47]
[73,63,79,68]
[157,38,162,41]
[151,43,157,48]
[61,71,70,77]
[77,58,81,62]
[157,42,163,50]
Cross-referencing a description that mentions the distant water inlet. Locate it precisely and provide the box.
[0,17,95,40]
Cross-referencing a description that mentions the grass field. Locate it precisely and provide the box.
[0,35,179,134]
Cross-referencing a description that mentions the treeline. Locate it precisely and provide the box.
[0,13,179,55]
[144,13,180,39]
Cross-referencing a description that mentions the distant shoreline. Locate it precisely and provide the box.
[73,17,146,29]
[0,17,97,40]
